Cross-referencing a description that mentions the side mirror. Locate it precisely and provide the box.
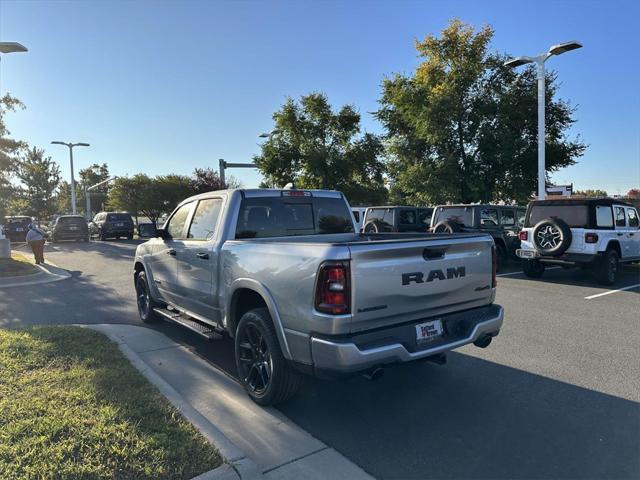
[155,227,169,239]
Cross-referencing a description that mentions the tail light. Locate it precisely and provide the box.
[491,245,497,288]
[315,262,350,315]
[585,232,598,244]
[519,230,528,241]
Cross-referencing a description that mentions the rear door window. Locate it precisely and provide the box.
[480,209,499,227]
[627,208,639,228]
[614,207,627,227]
[364,208,393,232]
[399,209,416,225]
[188,198,223,240]
[500,209,515,226]
[432,207,474,227]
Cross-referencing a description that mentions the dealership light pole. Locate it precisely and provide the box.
[51,141,90,214]
[504,41,582,200]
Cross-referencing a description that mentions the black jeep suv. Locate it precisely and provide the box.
[430,204,527,269]
[89,212,135,240]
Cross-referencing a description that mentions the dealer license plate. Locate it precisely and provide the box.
[517,249,537,259]
[69,226,78,230]
[116,222,124,227]
[415,319,443,343]
[16,227,24,232]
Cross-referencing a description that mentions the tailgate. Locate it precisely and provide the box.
[349,235,494,332]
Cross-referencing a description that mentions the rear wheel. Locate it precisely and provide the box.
[522,259,545,278]
[595,250,619,285]
[135,271,161,323]
[235,308,301,405]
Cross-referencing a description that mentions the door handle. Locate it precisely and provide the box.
[167,249,176,256]
[196,252,209,260]
[630,233,635,236]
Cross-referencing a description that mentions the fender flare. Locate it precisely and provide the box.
[227,278,292,360]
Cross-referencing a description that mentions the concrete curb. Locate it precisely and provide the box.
[0,262,71,288]
[82,325,264,480]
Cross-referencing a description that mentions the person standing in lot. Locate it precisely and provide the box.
[26,224,47,264]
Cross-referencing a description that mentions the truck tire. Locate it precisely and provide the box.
[595,250,619,285]
[532,218,572,256]
[522,259,545,278]
[235,308,301,406]
[433,220,461,234]
[135,271,161,323]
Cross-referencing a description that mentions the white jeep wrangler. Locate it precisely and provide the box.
[516,198,640,285]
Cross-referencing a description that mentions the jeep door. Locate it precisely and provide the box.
[624,207,640,257]
[174,197,224,323]
[148,202,193,304]
[613,206,635,259]
[498,207,519,251]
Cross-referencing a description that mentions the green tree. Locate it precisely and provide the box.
[574,189,608,198]
[377,19,586,205]
[14,147,61,219]
[107,174,194,226]
[0,94,27,221]
[254,93,387,205]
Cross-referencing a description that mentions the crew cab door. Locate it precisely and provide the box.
[148,202,194,304]
[175,197,224,322]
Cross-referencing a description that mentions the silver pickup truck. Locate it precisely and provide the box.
[134,189,504,405]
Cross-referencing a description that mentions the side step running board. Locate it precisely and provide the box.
[153,307,223,341]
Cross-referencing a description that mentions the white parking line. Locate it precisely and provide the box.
[497,266,560,277]
[584,283,640,300]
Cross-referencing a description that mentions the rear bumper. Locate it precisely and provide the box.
[310,304,503,373]
[54,230,88,239]
[517,249,597,265]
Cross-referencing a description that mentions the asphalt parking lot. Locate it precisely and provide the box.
[2,241,639,479]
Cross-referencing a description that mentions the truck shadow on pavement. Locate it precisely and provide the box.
[278,353,639,480]
[149,322,639,480]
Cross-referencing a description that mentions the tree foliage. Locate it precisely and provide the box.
[191,167,240,194]
[253,93,387,205]
[108,174,194,225]
[0,94,27,221]
[14,147,61,218]
[377,19,586,205]
[574,189,608,198]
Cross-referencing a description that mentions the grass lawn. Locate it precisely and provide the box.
[0,252,39,278]
[0,326,222,479]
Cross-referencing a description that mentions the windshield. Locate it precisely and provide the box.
[526,205,589,228]
[57,217,86,226]
[235,196,354,239]
[106,213,133,222]
[6,217,31,225]
[431,207,474,227]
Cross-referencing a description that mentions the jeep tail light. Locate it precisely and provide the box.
[315,262,350,315]
[585,232,598,244]
[491,245,497,288]
[519,231,528,241]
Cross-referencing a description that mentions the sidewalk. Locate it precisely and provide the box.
[85,323,373,480]
[0,262,71,288]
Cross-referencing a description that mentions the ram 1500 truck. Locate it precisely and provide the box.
[133,189,504,405]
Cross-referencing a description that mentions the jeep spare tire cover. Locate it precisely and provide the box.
[433,220,461,234]
[532,217,572,256]
[363,221,380,233]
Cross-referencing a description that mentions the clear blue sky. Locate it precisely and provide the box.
[1,0,639,194]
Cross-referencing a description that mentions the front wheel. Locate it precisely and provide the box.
[235,308,301,406]
[522,259,545,278]
[135,271,161,323]
[595,250,619,285]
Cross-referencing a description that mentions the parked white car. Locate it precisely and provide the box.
[516,198,640,285]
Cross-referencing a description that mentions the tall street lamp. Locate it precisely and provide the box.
[0,42,28,96]
[51,141,90,214]
[504,41,582,200]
